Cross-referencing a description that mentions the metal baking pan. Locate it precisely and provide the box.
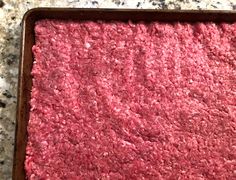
[13,8,236,180]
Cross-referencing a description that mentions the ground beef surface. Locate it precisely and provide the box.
[26,20,236,179]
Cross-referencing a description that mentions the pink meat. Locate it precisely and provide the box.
[25,20,236,179]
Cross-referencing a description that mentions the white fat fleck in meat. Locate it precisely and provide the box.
[84,42,91,48]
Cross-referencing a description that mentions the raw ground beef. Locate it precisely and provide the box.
[25,19,236,179]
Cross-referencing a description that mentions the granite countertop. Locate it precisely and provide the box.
[0,0,235,179]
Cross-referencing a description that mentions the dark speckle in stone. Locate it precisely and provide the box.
[211,4,217,8]
[233,5,236,10]
[6,54,17,65]
[3,90,12,98]
[155,0,166,8]
[121,2,125,5]
[91,1,98,5]
[6,37,13,41]
[0,100,6,108]
[137,2,141,7]
[152,2,157,6]
[11,16,16,20]
[174,4,181,10]
[113,0,121,5]
[0,0,4,8]
[162,5,168,9]
[158,1,168,9]
[0,160,4,165]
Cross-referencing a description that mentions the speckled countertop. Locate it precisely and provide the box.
[0,0,235,179]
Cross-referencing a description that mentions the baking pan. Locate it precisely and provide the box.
[13,8,236,180]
